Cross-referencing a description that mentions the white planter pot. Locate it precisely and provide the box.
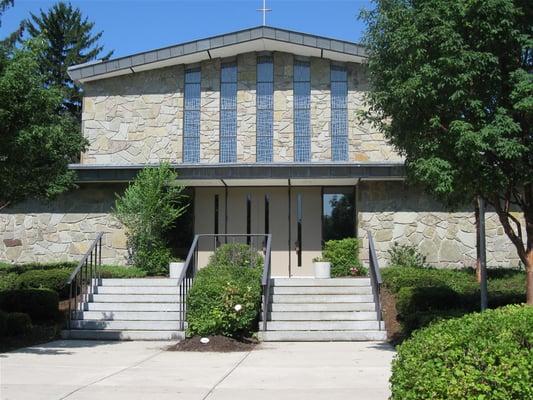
[314,262,331,279]
[169,262,186,278]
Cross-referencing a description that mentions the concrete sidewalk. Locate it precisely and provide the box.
[0,340,394,400]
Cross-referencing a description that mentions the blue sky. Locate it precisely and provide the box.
[1,1,372,58]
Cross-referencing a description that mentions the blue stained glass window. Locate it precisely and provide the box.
[183,67,201,163]
[256,55,274,163]
[293,60,311,162]
[220,62,237,163]
[331,65,348,161]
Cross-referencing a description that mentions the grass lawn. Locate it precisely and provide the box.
[380,266,526,343]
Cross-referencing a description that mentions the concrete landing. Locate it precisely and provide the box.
[0,340,394,400]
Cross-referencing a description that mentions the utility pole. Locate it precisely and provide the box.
[478,196,488,311]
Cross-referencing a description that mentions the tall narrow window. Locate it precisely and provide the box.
[214,195,219,235]
[246,194,252,245]
[183,67,201,163]
[293,60,311,162]
[322,187,355,244]
[331,65,348,161]
[296,193,303,266]
[220,61,237,163]
[256,55,273,162]
[264,195,270,234]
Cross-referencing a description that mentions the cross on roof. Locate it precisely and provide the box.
[257,0,272,26]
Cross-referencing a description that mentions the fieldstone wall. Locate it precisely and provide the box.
[79,51,402,164]
[357,181,524,268]
[82,65,184,164]
[0,185,128,265]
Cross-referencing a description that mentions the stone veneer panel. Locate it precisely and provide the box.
[347,64,403,162]
[237,53,257,162]
[82,65,184,164]
[311,58,331,161]
[200,58,220,163]
[0,185,128,264]
[273,52,294,162]
[357,181,524,268]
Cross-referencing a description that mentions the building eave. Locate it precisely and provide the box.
[69,162,406,186]
[67,26,368,84]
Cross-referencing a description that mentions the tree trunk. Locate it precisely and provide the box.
[526,249,533,305]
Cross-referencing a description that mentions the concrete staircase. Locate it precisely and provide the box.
[62,278,185,341]
[258,278,386,341]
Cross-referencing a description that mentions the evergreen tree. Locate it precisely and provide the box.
[25,1,113,119]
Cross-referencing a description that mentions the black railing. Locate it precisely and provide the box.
[177,233,273,332]
[66,232,104,329]
[367,230,383,327]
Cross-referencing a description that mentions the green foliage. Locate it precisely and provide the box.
[0,261,76,275]
[187,244,263,338]
[0,289,59,322]
[207,243,263,269]
[323,238,366,277]
[0,310,7,336]
[382,267,526,337]
[0,272,18,291]
[25,1,113,119]
[16,269,71,299]
[98,265,147,278]
[390,305,533,400]
[5,312,32,336]
[387,243,427,268]
[187,265,262,338]
[361,0,533,277]
[113,164,188,276]
[0,39,87,209]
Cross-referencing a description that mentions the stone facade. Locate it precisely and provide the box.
[80,51,401,164]
[357,181,524,268]
[0,185,128,264]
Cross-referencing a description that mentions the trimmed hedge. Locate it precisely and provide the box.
[187,244,263,338]
[98,265,147,278]
[382,267,526,337]
[16,269,71,299]
[0,261,76,275]
[187,264,262,337]
[390,305,533,400]
[323,238,366,277]
[0,289,60,322]
[5,312,32,336]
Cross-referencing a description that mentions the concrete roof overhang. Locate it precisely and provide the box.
[69,162,405,186]
[67,26,368,84]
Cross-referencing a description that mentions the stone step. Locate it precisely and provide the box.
[62,329,184,341]
[258,330,387,342]
[266,303,376,312]
[86,302,182,312]
[89,294,181,303]
[263,311,378,321]
[74,311,182,321]
[271,294,375,303]
[94,278,179,287]
[272,286,372,295]
[272,278,371,287]
[70,320,182,331]
[95,286,179,295]
[266,320,383,331]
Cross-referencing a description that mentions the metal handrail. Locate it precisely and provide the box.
[366,230,383,327]
[177,233,272,331]
[66,232,104,329]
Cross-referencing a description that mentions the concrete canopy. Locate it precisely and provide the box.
[67,26,368,83]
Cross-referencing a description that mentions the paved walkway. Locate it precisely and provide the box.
[0,340,394,400]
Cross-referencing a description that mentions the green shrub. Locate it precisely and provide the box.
[0,311,7,336]
[0,261,76,275]
[5,312,32,336]
[113,164,189,276]
[16,269,71,299]
[208,243,263,269]
[98,265,147,278]
[387,242,427,268]
[187,244,263,338]
[0,272,19,291]
[390,305,533,400]
[382,267,526,339]
[323,238,366,277]
[0,289,60,322]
